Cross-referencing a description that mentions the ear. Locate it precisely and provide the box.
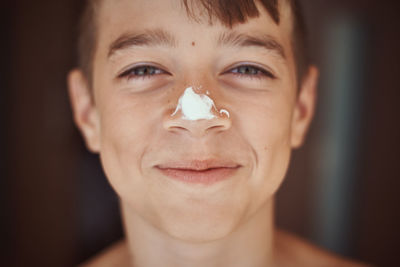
[67,69,101,153]
[290,65,319,148]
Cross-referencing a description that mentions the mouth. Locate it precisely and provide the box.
[155,160,241,185]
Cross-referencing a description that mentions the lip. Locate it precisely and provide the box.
[156,160,241,185]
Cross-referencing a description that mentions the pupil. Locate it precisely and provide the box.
[137,67,154,75]
[240,66,257,75]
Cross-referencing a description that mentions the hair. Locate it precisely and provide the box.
[78,0,308,86]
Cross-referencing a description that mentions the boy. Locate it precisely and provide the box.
[68,0,368,266]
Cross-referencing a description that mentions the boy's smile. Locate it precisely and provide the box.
[69,0,316,243]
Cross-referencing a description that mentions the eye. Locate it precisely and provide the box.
[118,65,168,80]
[228,65,276,79]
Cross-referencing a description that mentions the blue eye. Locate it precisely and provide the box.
[229,65,275,79]
[118,65,166,80]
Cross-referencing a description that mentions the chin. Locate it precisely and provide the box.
[162,217,238,243]
[155,202,245,243]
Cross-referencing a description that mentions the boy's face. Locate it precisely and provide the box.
[69,0,317,242]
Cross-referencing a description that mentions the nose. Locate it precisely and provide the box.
[163,88,232,138]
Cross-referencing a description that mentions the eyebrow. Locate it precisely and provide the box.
[217,32,286,59]
[108,29,286,60]
[108,29,177,58]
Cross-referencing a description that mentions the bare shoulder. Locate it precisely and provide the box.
[274,230,371,267]
[78,239,131,267]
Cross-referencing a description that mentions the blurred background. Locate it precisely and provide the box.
[1,0,399,266]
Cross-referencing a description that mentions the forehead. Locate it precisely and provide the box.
[94,0,295,68]
[97,0,293,39]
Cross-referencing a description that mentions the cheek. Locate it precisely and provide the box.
[97,96,159,197]
[239,94,293,149]
[239,95,293,198]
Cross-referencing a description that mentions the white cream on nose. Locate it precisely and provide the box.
[171,87,230,120]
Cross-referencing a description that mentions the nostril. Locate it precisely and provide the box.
[163,118,189,132]
[169,126,188,132]
[206,125,227,133]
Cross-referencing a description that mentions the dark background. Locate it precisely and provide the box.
[1,0,399,266]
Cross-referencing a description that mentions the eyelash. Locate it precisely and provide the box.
[117,64,275,80]
[118,65,167,80]
[227,65,275,79]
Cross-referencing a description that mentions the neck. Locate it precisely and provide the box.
[121,200,276,267]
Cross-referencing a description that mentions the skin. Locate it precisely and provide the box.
[68,0,367,266]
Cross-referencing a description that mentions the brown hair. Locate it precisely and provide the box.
[78,0,308,86]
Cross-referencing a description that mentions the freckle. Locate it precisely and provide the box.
[191,41,195,46]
